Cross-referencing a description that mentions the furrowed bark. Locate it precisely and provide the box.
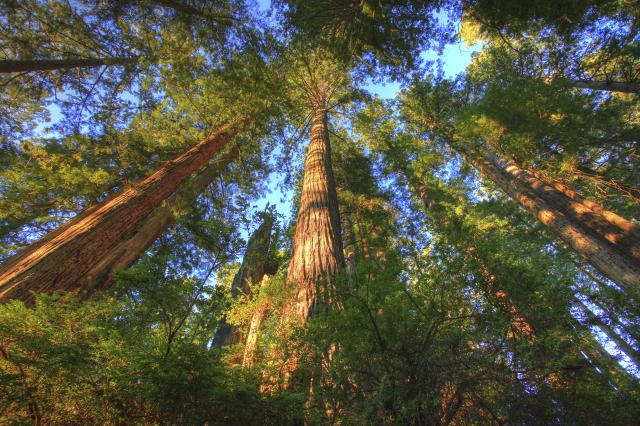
[569,164,640,204]
[212,213,276,349]
[524,166,640,240]
[0,57,137,73]
[82,147,238,293]
[460,145,640,289]
[287,108,344,321]
[509,162,640,260]
[0,124,240,303]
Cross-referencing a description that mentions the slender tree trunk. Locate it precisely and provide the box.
[352,204,371,262]
[402,162,538,338]
[339,203,357,280]
[570,79,639,94]
[83,147,238,293]
[460,145,640,289]
[574,298,640,367]
[581,292,640,342]
[0,57,137,74]
[0,124,240,303]
[212,213,276,349]
[477,257,536,338]
[567,318,636,388]
[286,109,344,321]
[243,287,269,368]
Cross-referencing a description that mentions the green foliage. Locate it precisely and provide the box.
[278,0,456,78]
[1,0,640,424]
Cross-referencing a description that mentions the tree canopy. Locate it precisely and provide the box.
[0,0,639,424]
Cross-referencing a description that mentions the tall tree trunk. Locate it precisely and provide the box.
[567,318,635,388]
[339,203,357,280]
[352,203,371,262]
[0,57,137,74]
[524,166,640,242]
[477,256,537,338]
[83,146,238,293]
[407,167,538,338]
[581,292,640,343]
[570,79,639,94]
[212,213,276,349]
[0,123,240,303]
[571,165,640,204]
[402,152,636,384]
[574,297,640,367]
[243,282,270,368]
[287,108,343,321]
[460,145,640,290]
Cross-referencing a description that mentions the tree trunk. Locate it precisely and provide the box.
[581,292,640,343]
[409,168,538,338]
[352,203,371,262]
[0,57,137,74]
[460,145,640,290]
[0,124,240,304]
[212,213,276,349]
[243,284,269,368]
[569,164,640,204]
[570,79,639,94]
[339,203,357,280]
[574,297,640,367]
[477,257,536,338]
[523,166,640,244]
[82,146,238,293]
[287,108,344,321]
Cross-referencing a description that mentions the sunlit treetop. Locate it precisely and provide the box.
[275,0,458,80]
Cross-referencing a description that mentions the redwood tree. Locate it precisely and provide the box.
[283,48,351,322]
[287,107,344,320]
[461,145,640,290]
[0,124,240,303]
[82,145,240,293]
[403,79,640,291]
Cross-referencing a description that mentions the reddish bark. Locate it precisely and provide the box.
[0,124,239,303]
[82,147,238,293]
[479,262,536,338]
[339,203,357,279]
[243,285,269,368]
[462,146,640,289]
[405,166,538,338]
[286,109,344,320]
